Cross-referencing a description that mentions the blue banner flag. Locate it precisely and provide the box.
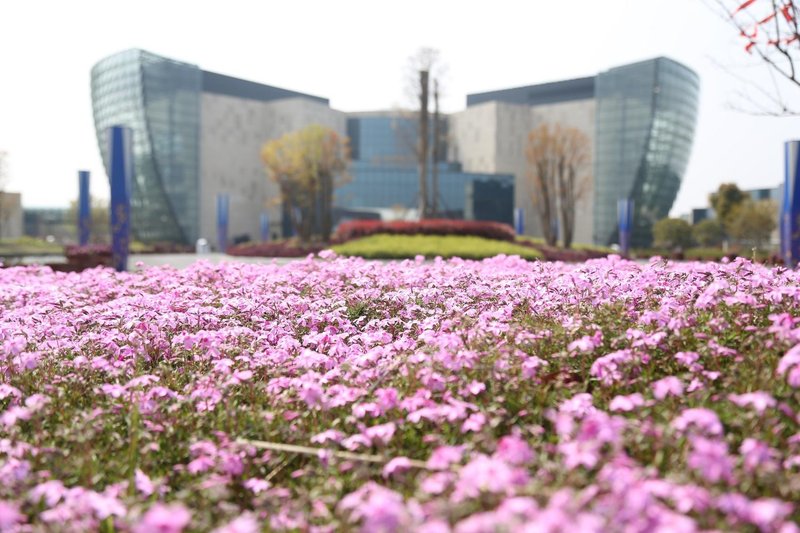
[782,140,800,266]
[260,212,270,242]
[514,207,524,235]
[108,126,132,272]
[618,198,634,256]
[217,193,229,253]
[78,170,91,246]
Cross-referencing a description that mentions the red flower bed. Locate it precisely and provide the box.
[335,219,516,242]
[63,244,114,270]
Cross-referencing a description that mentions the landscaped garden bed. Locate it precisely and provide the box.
[332,234,543,260]
[0,254,799,530]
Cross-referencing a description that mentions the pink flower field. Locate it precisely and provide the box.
[1,253,800,532]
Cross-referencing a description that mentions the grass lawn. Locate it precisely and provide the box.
[0,237,63,256]
[331,234,544,260]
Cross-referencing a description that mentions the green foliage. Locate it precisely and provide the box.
[709,183,746,232]
[652,218,693,249]
[727,199,777,249]
[0,236,62,255]
[261,125,349,244]
[692,218,725,247]
[332,234,544,260]
[67,197,110,244]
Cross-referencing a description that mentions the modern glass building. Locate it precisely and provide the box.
[342,113,514,225]
[457,56,700,247]
[91,49,333,245]
[593,58,699,247]
[92,50,693,247]
[91,50,202,243]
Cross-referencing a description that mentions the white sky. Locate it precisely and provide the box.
[1,0,798,216]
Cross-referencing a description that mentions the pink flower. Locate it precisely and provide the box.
[674,351,701,368]
[187,455,215,474]
[427,445,465,470]
[100,383,127,398]
[134,503,191,533]
[365,422,396,446]
[298,382,326,408]
[87,492,126,519]
[421,472,455,494]
[748,498,794,530]
[739,439,779,473]
[24,393,51,411]
[609,393,645,412]
[671,408,723,436]
[310,429,344,445]
[0,406,30,427]
[495,435,534,465]
[212,513,260,533]
[521,356,548,379]
[461,413,486,433]
[220,452,244,476]
[135,469,155,497]
[652,376,684,400]
[778,344,800,379]
[589,350,633,385]
[568,333,602,353]
[728,392,776,414]
[558,440,601,470]
[0,501,23,530]
[687,436,734,484]
[382,457,412,478]
[338,482,419,532]
[243,478,270,494]
[466,380,486,395]
[375,388,399,412]
[453,455,524,501]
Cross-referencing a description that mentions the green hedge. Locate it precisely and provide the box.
[332,234,543,260]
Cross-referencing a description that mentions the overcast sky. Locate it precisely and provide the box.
[1,0,798,216]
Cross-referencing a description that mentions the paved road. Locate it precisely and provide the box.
[128,253,300,270]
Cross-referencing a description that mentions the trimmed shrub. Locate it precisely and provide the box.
[335,219,516,242]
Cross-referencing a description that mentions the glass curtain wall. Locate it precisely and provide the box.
[593,58,699,247]
[91,49,201,244]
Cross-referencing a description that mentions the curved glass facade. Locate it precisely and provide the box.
[91,50,201,244]
[593,58,699,247]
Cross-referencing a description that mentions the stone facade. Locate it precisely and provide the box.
[199,95,345,248]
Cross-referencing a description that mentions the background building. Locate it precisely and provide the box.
[91,49,343,248]
[342,112,514,225]
[91,51,698,248]
[91,53,514,247]
[0,192,23,239]
[451,57,700,247]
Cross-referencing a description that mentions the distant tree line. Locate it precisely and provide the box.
[653,182,777,250]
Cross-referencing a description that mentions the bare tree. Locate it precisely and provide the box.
[525,124,592,248]
[432,79,440,217]
[708,0,800,115]
[418,69,430,219]
[405,48,447,219]
[556,127,591,248]
[0,151,9,238]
